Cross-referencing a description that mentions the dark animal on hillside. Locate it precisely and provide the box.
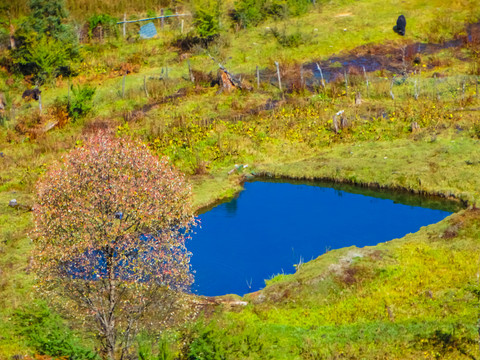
[393,15,406,36]
[22,88,41,101]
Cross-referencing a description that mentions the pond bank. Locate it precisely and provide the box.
[192,136,479,213]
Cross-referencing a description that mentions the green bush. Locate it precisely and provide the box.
[270,27,306,47]
[193,0,221,41]
[11,0,79,83]
[67,84,96,122]
[13,301,98,359]
[232,0,313,28]
[187,317,267,360]
[87,13,119,39]
[231,0,265,28]
[138,336,175,360]
[12,34,69,83]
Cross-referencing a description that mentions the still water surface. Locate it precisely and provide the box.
[189,180,459,296]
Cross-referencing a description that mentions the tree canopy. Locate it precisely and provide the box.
[32,133,196,359]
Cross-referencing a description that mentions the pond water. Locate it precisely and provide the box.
[188,180,460,297]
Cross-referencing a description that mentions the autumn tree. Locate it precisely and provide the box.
[32,133,196,359]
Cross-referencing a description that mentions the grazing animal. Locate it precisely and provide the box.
[393,15,406,36]
[22,88,41,101]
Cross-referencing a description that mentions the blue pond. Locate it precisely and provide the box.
[188,180,460,297]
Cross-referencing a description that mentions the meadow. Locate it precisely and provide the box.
[1,0,480,357]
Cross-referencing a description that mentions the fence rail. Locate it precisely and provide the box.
[116,13,190,24]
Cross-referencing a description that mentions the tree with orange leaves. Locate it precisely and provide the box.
[32,133,196,359]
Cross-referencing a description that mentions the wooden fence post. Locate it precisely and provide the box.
[256,65,260,88]
[433,73,439,101]
[390,79,394,100]
[123,13,126,38]
[362,66,369,97]
[122,74,126,98]
[316,63,325,88]
[38,94,42,113]
[344,68,348,97]
[187,60,194,83]
[476,76,479,98]
[181,19,184,34]
[161,9,165,30]
[333,110,344,134]
[332,112,339,133]
[300,66,304,89]
[9,22,15,49]
[275,61,282,91]
[67,77,71,106]
[355,92,362,105]
[144,75,149,98]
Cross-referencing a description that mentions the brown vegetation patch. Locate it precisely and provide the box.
[438,207,480,240]
[14,111,50,140]
[468,22,480,45]
[191,69,218,86]
[441,224,461,239]
[328,250,383,287]
[368,249,385,261]
[115,62,140,75]
[173,34,215,52]
[341,265,361,285]
[258,282,296,303]
[119,88,191,122]
[82,117,117,135]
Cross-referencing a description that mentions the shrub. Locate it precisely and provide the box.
[232,0,312,27]
[11,0,79,83]
[12,35,70,84]
[193,0,221,42]
[67,84,96,122]
[138,336,175,360]
[13,301,98,359]
[87,14,119,39]
[270,27,306,48]
[231,0,265,28]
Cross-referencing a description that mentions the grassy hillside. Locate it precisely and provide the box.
[2,0,480,358]
[189,206,480,358]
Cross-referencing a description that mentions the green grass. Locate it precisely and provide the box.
[255,135,480,204]
[3,0,480,357]
[188,207,480,358]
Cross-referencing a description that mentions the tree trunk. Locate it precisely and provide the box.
[105,246,117,360]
